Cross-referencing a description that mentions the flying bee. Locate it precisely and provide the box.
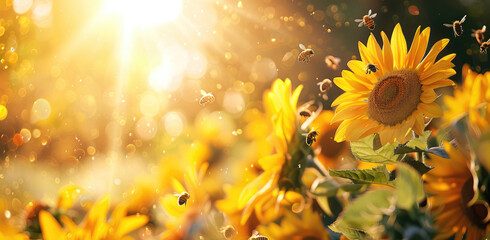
[199,90,215,106]
[303,128,319,146]
[365,63,378,74]
[324,55,341,70]
[299,109,312,118]
[174,192,190,206]
[355,9,377,30]
[298,44,315,63]
[480,39,490,54]
[443,15,466,37]
[472,25,487,44]
[220,225,238,239]
[317,78,333,92]
[249,231,268,240]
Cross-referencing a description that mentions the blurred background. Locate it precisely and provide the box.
[0,0,489,237]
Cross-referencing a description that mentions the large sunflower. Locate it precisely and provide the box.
[424,141,490,239]
[331,24,456,145]
[443,64,490,135]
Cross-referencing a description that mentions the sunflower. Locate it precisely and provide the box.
[39,194,148,240]
[331,24,456,145]
[256,208,330,240]
[443,64,490,135]
[238,78,311,225]
[424,141,490,239]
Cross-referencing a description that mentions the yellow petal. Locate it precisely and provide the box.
[417,38,450,71]
[420,69,456,85]
[171,178,186,194]
[419,59,455,80]
[347,60,378,84]
[116,215,149,238]
[40,210,65,240]
[405,26,421,69]
[413,27,431,66]
[420,88,439,103]
[381,31,393,72]
[258,154,285,170]
[331,92,366,107]
[334,119,352,142]
[418,102,442,118]
[330,104,367,123]
[341,70,373,90]
[391,23,407,69]
[422,78,455,90]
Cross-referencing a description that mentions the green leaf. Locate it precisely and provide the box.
[312,178,367,216]
[329,165,395,187]
[395,145,449,159]
[350,134,400,164]
[312,178,368,197]
[405,131,431,150]
[400,157,434,175]
[395,163,425,210]
[329,189,394,239]
[329,222,371,240]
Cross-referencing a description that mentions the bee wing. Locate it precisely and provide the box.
[200,90,207,95]
[299,43,306,50]
[460,15,467,23]
[443,23,453,28]
[358,21,365,27]
[354,18,363,22]
[334,57,341,63]
[370,13,377,18]
[251,230,259,236]
[368,9,372,16]
[483,25,487,32]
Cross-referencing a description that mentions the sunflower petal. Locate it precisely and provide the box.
[331,92,366,107]
[413,27,431,65]
[418,102,442,118]
[405,26,421,69]
[330,104,367,123]
[417,38,450,70]
[381,31,393,72]
[347,60,378,84]
[420,88,439,103]
[391,23,407,69]
[421,69,456,85]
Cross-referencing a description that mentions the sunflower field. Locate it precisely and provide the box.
[1,0,490,239]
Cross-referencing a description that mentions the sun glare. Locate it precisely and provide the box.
[106,0,183,26]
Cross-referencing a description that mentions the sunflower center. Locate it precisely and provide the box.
[368,70,422,126]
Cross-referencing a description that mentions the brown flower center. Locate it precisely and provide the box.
[368,70,422,126]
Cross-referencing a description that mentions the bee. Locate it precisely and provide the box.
[317,79,333,92]
[355,9,377,30]
[472,25,487,44]
[199,90,215,106]
[220,225,238,239]
[249,231,268,240]
[365,63,378,74]
[480,39,490,54]
[298,44,315,63]
[443,15,466,37]
[174,192,190,206]
[303,128,319,146]
[324,55,341,70]
[299,109,312,118]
